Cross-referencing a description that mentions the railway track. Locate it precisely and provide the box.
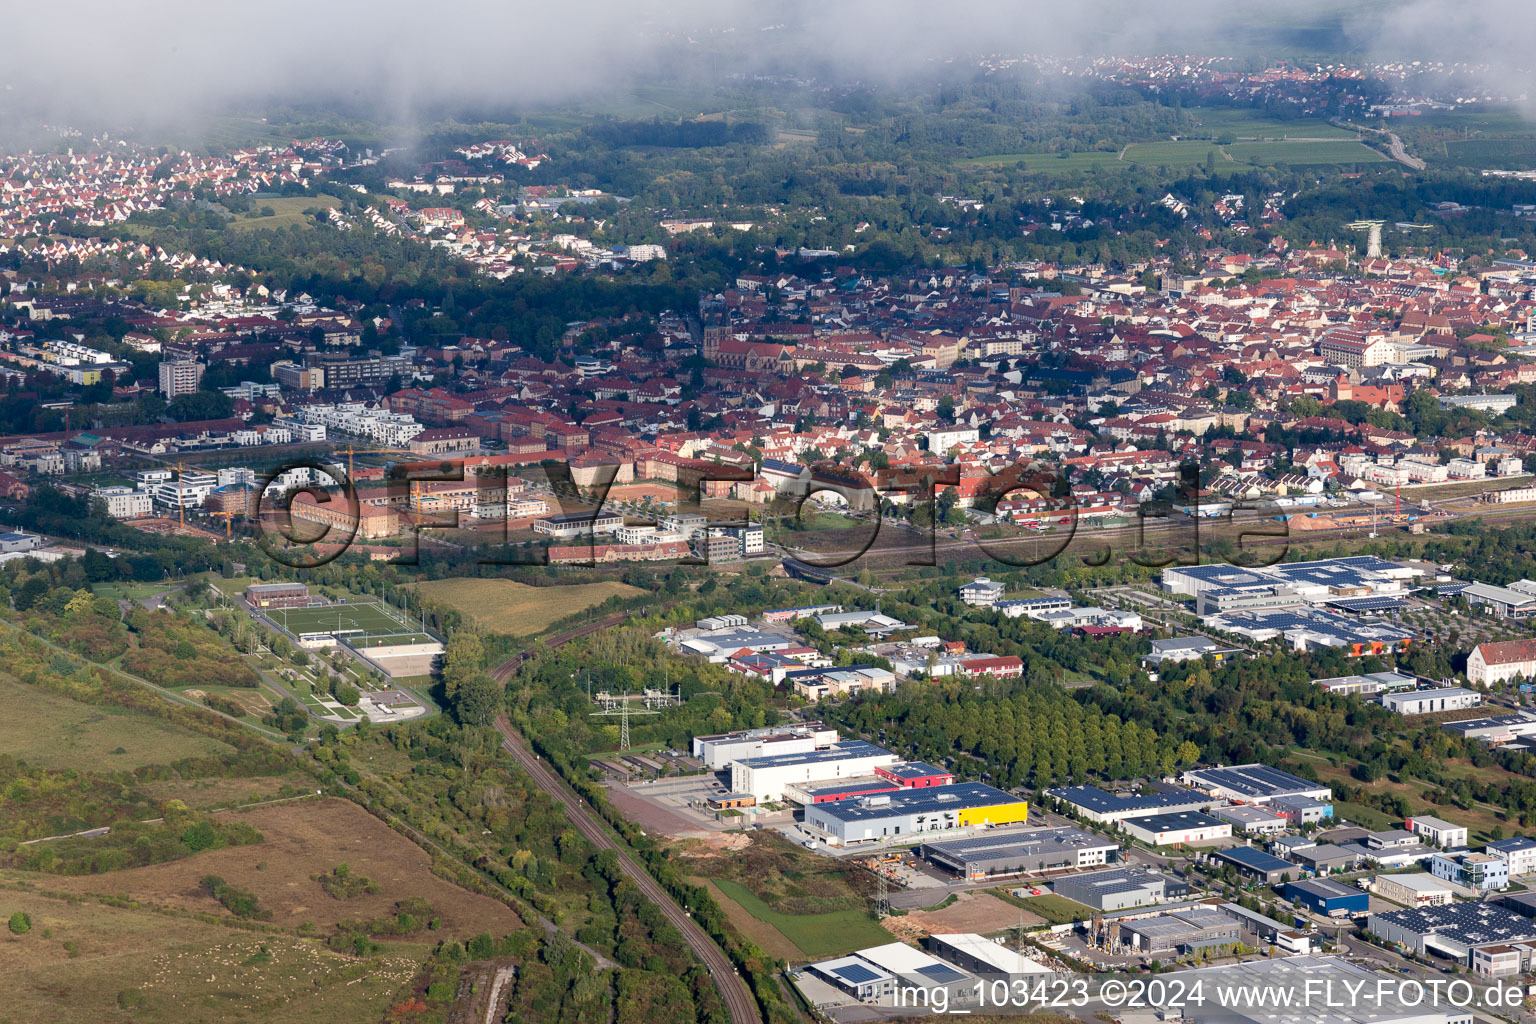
[488,611,629,684]
[492,716,761,1024]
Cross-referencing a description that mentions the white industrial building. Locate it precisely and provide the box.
[691,723,839,770]
[1178,764,1333,806]
[1211,804,1289,834]
[1488,836,1536,877]
[729,741,899,802]
[1381,687,1483,715]
[1119,810,1233,846]
[1406,815,1468,850]
[1370,873,1454,908]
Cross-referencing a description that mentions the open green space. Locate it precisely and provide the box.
[1184,110,1357,140]
[711,878,891,958]
[227,194,339,232]
[1223,140,1387,166]
[412,578,643,636]
[961,138,1387,172]
[0,672,233,771]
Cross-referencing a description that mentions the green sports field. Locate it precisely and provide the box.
[268,600,433,647]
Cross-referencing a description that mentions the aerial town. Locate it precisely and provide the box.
[9,6,1536,1024]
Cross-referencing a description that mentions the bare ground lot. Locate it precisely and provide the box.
[882,891,1039,942]
[36,797,521,939]
[603,782,718,837]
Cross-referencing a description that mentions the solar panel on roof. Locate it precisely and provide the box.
[916,964,965,982]
[834,963,879,984]
[1328,596,1408,612]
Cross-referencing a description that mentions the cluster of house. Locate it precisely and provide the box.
[664,606,1028,700]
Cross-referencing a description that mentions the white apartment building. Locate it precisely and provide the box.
[94,485,153,519]
[296,403,423,446]
[148,471,218,509]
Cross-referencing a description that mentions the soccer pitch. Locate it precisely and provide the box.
[269,600,433,647]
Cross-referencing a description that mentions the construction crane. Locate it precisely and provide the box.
[208,508,241,539]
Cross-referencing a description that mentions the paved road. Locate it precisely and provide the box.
[1385,131,1426,170]
[493,717,761,1024]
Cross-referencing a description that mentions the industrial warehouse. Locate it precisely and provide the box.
[919,827,1119,879]
[728,740,900,802]
[801,782,1029,846]
[1044,783,1214,823]
[1050,866,1188,912]
[1178,763,1335,808]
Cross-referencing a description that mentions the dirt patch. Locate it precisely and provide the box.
[882,891,1040,942]
[693,877,802,960]
[608,483,684,502]
[40,797,520,939]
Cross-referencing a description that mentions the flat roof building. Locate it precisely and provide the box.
[920,827,1118,880]
[803,782,1028,847]
[245,581,312,608]
[924,933,1053,976]
[1210,804,1288,834]
[1179,764,1333,806]
[1371,873,1454,908]
[1119,810,1233,846]
[1311,670,1417,696]
[1212,846,1296,884]
[1045,784,1212,824]
[1285,878,1369,917]
[1381,687,1482,716]
[730,740,899,802]
[1406,815,1468,850]
[691,723,838,770]
[1369,902,1536,961]
[1119,908,1241,955]
[1051,866,1187,912]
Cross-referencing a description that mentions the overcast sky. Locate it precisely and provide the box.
[2,1,1527,131]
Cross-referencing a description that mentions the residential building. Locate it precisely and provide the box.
[94,485,152,519]
[1468,639,1536,685]
[157,358,204,399]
